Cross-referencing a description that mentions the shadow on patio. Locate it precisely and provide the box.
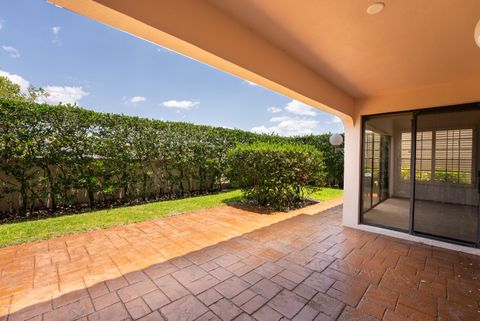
[1,200,480,321]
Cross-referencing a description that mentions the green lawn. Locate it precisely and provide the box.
[308,187,344,201]
[0,188,343,247]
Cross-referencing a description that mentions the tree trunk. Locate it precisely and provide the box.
[87,190,95,208]
[46,166,57,211]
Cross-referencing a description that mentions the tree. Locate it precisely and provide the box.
[0,76,22,100]
[0,75,48,102]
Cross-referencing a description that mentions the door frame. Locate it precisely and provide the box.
[359,102,480,248]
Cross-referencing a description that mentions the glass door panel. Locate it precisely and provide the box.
[372,132,381,206]
[379,136,390,201]
[363,131,373,211]
[361,113,412,231]
[414,109,480,244]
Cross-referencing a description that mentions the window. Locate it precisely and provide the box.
[415,131,433,181]
[400,132,412,180]
[363,129,389,211]
[434,129,473,184]
[363,131,374,210]
[400,128,473,184]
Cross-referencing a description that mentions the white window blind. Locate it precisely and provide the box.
[434,129,473,184]
[400,128,473,184]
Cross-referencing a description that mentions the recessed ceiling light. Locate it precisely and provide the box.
[367,2,385,15]
[475,19,480,48]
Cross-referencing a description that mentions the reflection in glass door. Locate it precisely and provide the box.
[371,132,381,206]
[413,108,480,244]
[363,130,388,210]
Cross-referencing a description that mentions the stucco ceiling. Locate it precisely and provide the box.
[209,0,480,98]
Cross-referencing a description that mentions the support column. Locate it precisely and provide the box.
[342,116,361,227]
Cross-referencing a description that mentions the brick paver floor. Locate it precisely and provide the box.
[1,198,479,321]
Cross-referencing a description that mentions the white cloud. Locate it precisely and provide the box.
[129,96,146,103]
[38,86,89,105]
[284,100,317,116]
[250,126,271,134]
[156,46,175,54]
[267,106,282,113]
[162,100,199,110]
[2,45,20,58]
[244,80,258,86]
[270,116,289,122]
[0,20,3,31]
[252,99,324,136]
[0,69,88,105]
[52,26,61,45]
[327,116,342,124]
[52,26,61,35]
[122,96,147,105]
[251,115,320,137]
[0,70,30,93]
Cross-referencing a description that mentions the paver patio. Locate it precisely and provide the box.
[0,198,479,321]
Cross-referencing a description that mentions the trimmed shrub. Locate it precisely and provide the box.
[227,142,326,210]
[292,134,344,188]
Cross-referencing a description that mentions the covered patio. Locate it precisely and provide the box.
[2,0,479,320]
[1,199,479,321]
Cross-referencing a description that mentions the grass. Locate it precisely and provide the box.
[0,190,242,247]
[0,187,343,247]
[308,187,344,201]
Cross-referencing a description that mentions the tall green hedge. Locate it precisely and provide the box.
[293,135,344,188]
[0,98,343,216]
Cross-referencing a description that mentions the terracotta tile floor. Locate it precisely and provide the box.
[1,198,479,321]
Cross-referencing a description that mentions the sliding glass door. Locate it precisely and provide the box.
[361,105,480,247]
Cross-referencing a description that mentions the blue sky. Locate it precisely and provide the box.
[0,1,343,136]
